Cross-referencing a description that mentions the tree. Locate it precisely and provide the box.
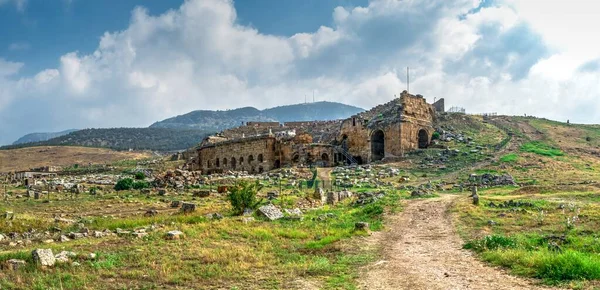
[114,178,134,191]
[227,180,263,215]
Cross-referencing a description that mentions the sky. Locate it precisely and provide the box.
[0,0,599,145]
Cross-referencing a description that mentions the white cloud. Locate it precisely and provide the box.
[1,0,600,145]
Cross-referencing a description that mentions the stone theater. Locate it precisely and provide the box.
[194,91,444,174]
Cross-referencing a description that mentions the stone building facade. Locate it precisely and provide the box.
[196,91,441,174]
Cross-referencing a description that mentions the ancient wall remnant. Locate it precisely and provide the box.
[196,91,437,174]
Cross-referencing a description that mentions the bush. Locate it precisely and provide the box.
[227,181,263,215]
[464,235,517,252]
[114,178,134,191]
[432,131,441,140]
[134,172,146,180]
[132,181,150,190]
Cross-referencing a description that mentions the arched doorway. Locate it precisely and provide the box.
[274,160,281,169]
[231,157,237,169]
[371,130,385,161]
[418,129,429,149]
[321,153,330,167]
[258,154,264,163]
[223,158,228,167]
[248,155,254,164]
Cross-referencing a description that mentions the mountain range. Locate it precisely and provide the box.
[150,101,364,131]
[6,102,365,151]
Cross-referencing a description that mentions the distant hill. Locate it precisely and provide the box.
[2,128,211,152]
[5,101,364,152]
[150,101,365,130]
[12,129,79,145]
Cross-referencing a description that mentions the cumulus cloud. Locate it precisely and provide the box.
[0,0,600,145]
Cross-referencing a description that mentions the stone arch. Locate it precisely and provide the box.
[292,153,300,163]
[274,159,281,169]
[418,129,429,149]
[258,154,264,163]
[223,158,228,167]
[258,166,264,173]
[239,156,244,165]
[231,157,237,169]
[248,155,254,163]
[371,130,385,161]
[215,158,220,167]
[321,153,330,167]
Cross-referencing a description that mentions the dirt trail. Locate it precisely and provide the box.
[359,195,555,290]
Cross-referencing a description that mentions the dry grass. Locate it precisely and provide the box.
[0,146,152,172]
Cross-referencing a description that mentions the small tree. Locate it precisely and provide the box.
[227,180,263,215]
[114,178,134,191]
[132,181,150,190]
[134,172,146,180]
[432,131,441,140]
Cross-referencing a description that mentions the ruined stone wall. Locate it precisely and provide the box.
[339,117,370,163]
[246,122,281,127]
[432,98,445,112]
[199,137,279,174]
[399,92,434,151]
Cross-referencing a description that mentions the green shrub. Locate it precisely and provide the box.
[227,181,263,215]
[132,181,150,190]
[361,204,384,218]
[520,141,564,157]
[114,178,134,191]
[432,131,440,140]
[134,172,146,180]
[464,235,517,252]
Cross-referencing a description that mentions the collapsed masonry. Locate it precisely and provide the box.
[193,91,443,174]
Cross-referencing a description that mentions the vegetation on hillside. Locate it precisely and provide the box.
[1,128,211,151]
[150,101,365,130]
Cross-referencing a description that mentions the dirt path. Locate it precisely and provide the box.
[359,195,555,290]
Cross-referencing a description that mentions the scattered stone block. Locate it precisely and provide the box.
[181,202,197,213]
[284,208,303,220]
[171,200,182,208]
[5,259,26,271]
[166,230,184,240]
[258,204,284,221]
[205,213,224,220]
[55,251,76,263]
[32,249,56,267]
[355,222,370,231]
[193,190,210,198]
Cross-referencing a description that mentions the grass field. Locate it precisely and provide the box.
[0,146,152,172]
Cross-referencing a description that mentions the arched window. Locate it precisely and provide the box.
[258,154,264,163]
[231,157,237,169]
[216,158,220,167]
[239,156,244,165]
[248,155,254,163]
[223,158,228,167]
[207,160,212,168]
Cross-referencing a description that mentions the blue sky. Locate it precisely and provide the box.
[0,0,599,145]
[1,0,367,76]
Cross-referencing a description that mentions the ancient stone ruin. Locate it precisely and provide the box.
[194,91,442,174]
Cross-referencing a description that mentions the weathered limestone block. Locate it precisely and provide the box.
[32,249,55,267]
[258,204,284,221]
